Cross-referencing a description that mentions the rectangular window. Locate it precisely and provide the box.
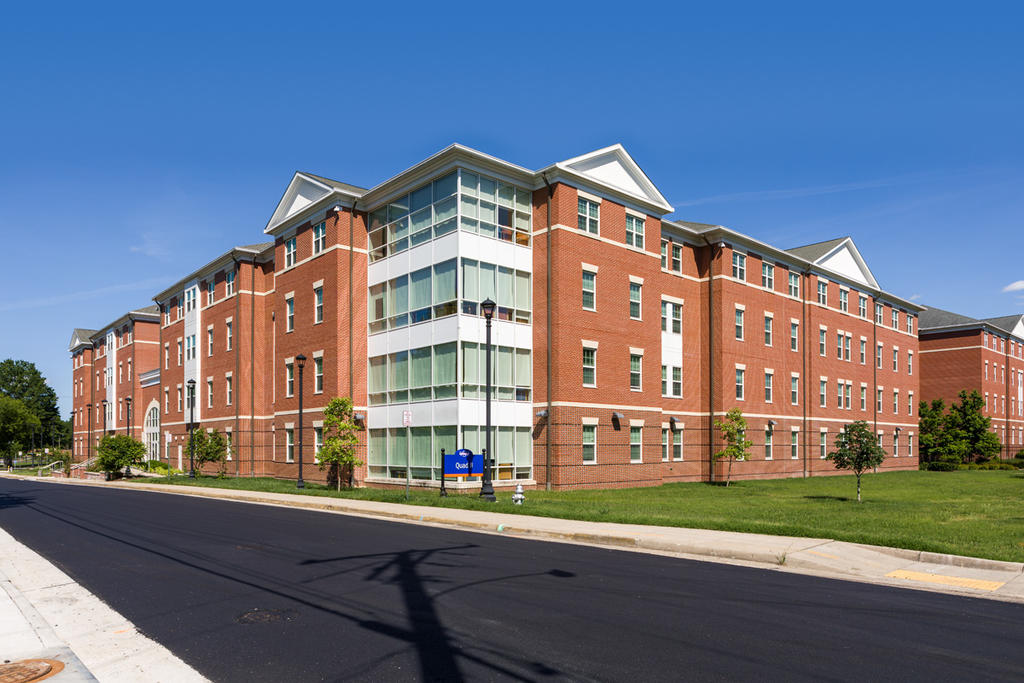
[790,322,799,351]
[662,428,669,462]
[732,252,746,280]
[907,315,914,334]
[791,375,799,405]
[285,237,297,267]
[908,352,913,375]
[819,329,826,356]
[625,215,644,248]
[836,332,843,359]
[820,430,828,459]
[673,427,682,461]
[735,309,744,340]
[286,429,294,462]
[177,341,182,365]
[315,357,324,393]
[577,198,599,234]
[672,367,682,397]
[861,385,867,411]
[893,349,898,372]
[735,368,745,400]
[819,380,827,407]
[313,221,326,254]
[791,429,799,460]
[314,287,324,323]
[764,372,773,403]
[582,348,596,386]
[875,303,884,324]
[226,321,232,351]
[839,289,848,312]
[661,240,668,269]
[837,381,843,409]
[817,281,827,306]
[226,376,232,405]
[845,382,852,410]
[765,428,773,460]
[762,263,774,289]
[582,424,596,463]
[177,387,182,412]
[908,392,914,415]
[207,280,215,305]
[859,295,867,318]
[788,272,800,297]
[844,334,851,361]
[164,389,169,414]
[764,315,772,346]
[860,339,866,364]
[629,282,642,319]
[671,244,682,272]
[582,271,596,311]
[629,354,642,390]
[207,328,213,356]
[661,301,682,334]
[286,298,295,332]
[630,427,642,463]
[892,309,899,328]
[876,343,883,369]
[286,362,294,397]
[893,389,899,414]
[877,388,883,412]
[207,380,213,408]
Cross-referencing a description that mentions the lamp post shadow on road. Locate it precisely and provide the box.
[480,298,496,502]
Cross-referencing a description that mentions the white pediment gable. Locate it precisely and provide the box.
[264,173,334,233]
[1007,317,1024,339]
[556,144,673,212]
[815,239,879,289]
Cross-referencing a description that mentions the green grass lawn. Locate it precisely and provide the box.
[133,470,1024,563]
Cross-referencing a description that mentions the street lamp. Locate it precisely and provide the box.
[86,403,92,459]
[295,353,306,489]
[187,379,196,478]
[124,397,132,437]
[479,298,496,502]
[101,399,108,435]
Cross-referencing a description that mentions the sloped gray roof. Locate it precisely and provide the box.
[919,305,979,330]
[786,236,849,262]
[68,328,98,351]
[237,242,274,253]
[980,314,1023,334]
[301,172,366,196]
[130,304,160,317]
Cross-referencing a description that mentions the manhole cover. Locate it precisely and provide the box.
[0,659,64,683]
[236,608,297,624]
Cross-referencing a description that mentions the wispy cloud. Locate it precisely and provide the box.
[675,176,906,208]
[909,294,922,301]
[1002,280,1024,293]
[129,231,174,260]
[0,277,171,312]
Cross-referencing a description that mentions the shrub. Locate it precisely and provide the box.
[923,461,959,471]
[1005,458,1024,469]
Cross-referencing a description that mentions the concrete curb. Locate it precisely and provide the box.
[6,473,1024,577]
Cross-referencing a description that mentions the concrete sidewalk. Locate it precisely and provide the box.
[7,473,1024,604]
[0,523,207,682]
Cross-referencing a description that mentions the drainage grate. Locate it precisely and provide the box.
[0,659,64,683]
[236,608,298,624]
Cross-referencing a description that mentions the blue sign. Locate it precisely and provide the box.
[444,448,482,478]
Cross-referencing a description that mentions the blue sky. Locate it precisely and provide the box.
[1,1,1021,416]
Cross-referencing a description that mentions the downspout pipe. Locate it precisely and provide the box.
[801,270,809,477]
[348,203,355,401]
[541,173,554,491]
[1004,329,1011,460]
[250,255,256,477]
[233,256,241,476]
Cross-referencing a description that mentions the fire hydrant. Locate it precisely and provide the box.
[512,483,525,505]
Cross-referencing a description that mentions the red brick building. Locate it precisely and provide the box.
[918,308,1024,457]
[70,144,923,488]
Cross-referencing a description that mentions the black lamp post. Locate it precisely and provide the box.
[479,298,496,502]
[295,353,306,489]
[124,397,132,436]
[187,379,196,478]
[101,399,108,436]
[86,403,92,458]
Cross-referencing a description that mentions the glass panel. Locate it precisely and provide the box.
[389,351,408,389]
[389,428,408,469]
[498,182,514,207]
[410,184,432,212]
[515,211,530,231]
[388,197,409,222]
[498,346,513,387]
[498,206,513,227]
[479,220,496,238]
[515,270,530,309]
[434,342,457,385]
[460,217,478,233]
[434,171,457,199]
[515,427,532,467]
[434,217,457,237]
[497,267,514,307]
[411,427,432,468]
[369,356,387,393]
[462,342,478,384]
[515,349,531,386]
[435,196,456,223]
[410,207,432,234]
[461,426,479,455]
[460,170,478,197]
[461,195,478,219]
[390,275,408,318]
[370,209,387,231]
[434,426,456,470]
[369,283,386,322]
[480,262,496,301]
[479,176,496,200]
[497,426,514,467]
[434,259,456,304]
[368,429,387,466]
[411,347,431,388]
[462,259,478,301]
[410,267,431,310]
[479,200,496,224]
[515,187,531,213]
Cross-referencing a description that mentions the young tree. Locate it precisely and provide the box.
[827,421,886,502]
[917,398,948,464]
[317,397,362,490]
[96,434,146,476]
[0,395,40,468]
[187,429,228,476]
[947,390,1001,461]
[0,359,61,440]
[713,408,752,487]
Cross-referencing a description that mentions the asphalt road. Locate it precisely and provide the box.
[1,478,1023,682]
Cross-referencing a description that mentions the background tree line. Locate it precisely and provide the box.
[0,359,69,466]
[918,390,1003,464]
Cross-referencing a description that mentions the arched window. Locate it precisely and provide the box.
[145,406,160,460]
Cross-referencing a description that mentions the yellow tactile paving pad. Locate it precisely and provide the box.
[885,569,1005,591]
